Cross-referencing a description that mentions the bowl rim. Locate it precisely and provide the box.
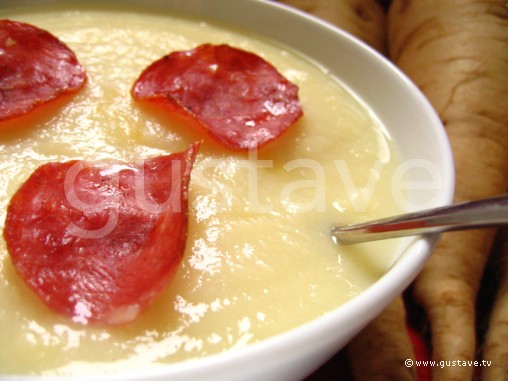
[0,0,455,380]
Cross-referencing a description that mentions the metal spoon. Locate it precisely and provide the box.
[331,194,508,244]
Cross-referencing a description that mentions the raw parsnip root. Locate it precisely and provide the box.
[347,297,417,381]
[276,0,386,52]
[482,228,508,380]
[388,1,508,380]
[414,230,496,380]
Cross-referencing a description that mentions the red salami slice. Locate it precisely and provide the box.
[4,142,200,325]
[132,44,303,151]
[0,19,86,121]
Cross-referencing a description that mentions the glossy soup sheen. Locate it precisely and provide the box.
[0,6,404,375]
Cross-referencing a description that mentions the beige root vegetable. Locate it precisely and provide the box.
[483,229,508,380]
[276,0,386,52]
[347,297,417,381]
[388,1,508,380]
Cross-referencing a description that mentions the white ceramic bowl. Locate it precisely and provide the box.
[1,1,454,380]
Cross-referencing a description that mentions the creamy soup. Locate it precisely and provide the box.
[0,5,404,376]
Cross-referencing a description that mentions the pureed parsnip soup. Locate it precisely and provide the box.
[1,4,404,376]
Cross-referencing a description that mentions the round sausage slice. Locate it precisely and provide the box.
[4,142,200,325]
[0,19,86,121]
[132,44,303,151]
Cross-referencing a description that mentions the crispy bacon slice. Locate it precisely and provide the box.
[0,19,86,121]
[132,44,303,150]
[3,143,200,325]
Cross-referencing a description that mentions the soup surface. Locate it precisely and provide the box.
[0,5,404,375]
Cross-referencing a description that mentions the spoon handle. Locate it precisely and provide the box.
[331,194,508,244]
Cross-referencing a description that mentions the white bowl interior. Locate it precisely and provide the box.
[0,1,454,381]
